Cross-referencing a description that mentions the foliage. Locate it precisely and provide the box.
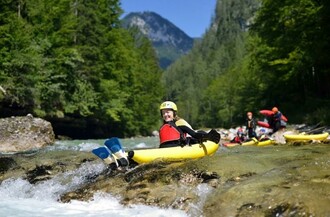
[0,0,164,137]
[163,0,330,127]
[249,0,330,121]
[163,0,259,128]
[2,0,330,137]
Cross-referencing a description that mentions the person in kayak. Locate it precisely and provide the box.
[257,128,269,141]
[159,101,220,148]
[230,127,245,143]
[246,112,257,139]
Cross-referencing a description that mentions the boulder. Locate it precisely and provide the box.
[0,114,55,153]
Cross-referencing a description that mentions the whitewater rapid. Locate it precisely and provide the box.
[0,138,190,217]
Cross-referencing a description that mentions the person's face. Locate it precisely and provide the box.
[247,114,252,119]
[161,109,174,122]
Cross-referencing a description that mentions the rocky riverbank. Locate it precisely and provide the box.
[1,140,330,216]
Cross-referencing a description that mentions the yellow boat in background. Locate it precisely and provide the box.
[224,138,275,148]
[128,140,219,164]
[284,132,329,142]
[257,139,276,146]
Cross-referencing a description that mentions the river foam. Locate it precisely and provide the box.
[0,193,187,217]
[0,160,187,217]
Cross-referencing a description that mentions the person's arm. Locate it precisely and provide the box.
[177,121,221,143]
[178,125,207,139]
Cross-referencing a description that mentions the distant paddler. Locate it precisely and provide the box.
[246,112,257,139]
[269,107,287,134]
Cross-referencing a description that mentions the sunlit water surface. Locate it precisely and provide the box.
[2,137,330,216]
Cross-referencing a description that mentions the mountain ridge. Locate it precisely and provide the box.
[121,11,195,69]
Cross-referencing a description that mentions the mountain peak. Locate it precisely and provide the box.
[122,11,194,68]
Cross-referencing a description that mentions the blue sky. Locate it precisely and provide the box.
[120,0,217,38]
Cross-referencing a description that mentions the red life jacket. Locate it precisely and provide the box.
[159,123,184,145]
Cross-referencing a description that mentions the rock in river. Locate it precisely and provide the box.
[0,115,55,153]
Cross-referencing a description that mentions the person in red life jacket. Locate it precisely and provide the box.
[246,112,257,139]
[230,127,245,144]
[270,107,283,134]
[159,101,220,148]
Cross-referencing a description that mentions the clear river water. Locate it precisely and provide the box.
[1,136,329,216]
[0,137,188,217]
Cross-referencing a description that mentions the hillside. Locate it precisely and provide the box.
[121,12,195,69]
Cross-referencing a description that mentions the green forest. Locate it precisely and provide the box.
[0,0,163,138]
[1,0,329,138]
[164,0,330,128]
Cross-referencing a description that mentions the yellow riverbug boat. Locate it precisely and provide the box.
[127,140,219,164]
[224,138,275,148]
[283,132,329,142]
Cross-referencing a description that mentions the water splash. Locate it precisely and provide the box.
[0,192,187,217]
[0,161,105,201]
[187,184,214,217]
[0,161,187,217]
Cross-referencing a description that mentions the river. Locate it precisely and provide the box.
[0,137,187,217]
[1,136,330,216]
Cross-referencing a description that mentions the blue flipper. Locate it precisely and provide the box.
[92,147,110,159]
[104,137,129,167]
[104,137,123,153]
[92,147,118,169]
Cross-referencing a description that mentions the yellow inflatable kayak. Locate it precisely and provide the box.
[128,140,219,164]
[257,139,276,146]
[224,138,275,148]
[284,132,329,142]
